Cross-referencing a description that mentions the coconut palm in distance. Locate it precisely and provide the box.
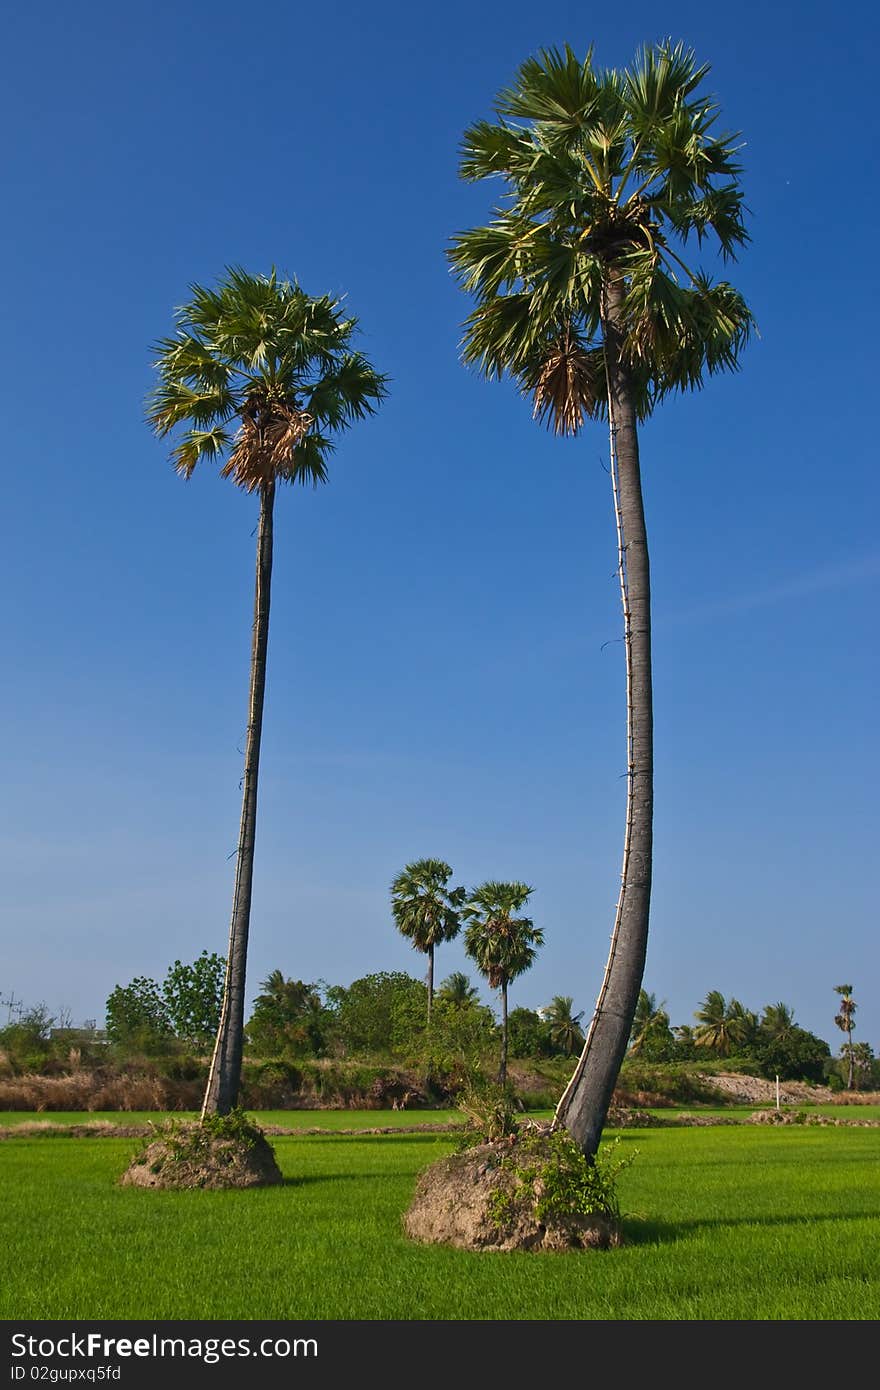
[148,268,387,1117]
[391,859,466,1025]
[450,42,752,1158]
[693,989,753,1057]
[544,995,585,1056]
[628,988,671,1057]
[463,881,544,1085]
[834,984,857,1090]
[438,971,480,1008]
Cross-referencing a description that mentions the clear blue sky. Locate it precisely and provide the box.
[2,0,877,1052]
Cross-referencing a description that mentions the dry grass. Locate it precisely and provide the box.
[0,1072,203,1112]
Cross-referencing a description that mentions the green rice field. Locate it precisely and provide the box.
[2,1117,878,1320]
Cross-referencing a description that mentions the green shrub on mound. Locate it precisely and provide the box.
[120,1109,282,1190]
[404,1124,633,1252]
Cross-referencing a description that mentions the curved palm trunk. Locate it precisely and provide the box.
[202,480,275,1117]
[499,981,509,1087]
[555,274,654,1159]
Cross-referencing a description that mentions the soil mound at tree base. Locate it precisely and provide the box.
[404,1128,623,1253]
[120,1120,282,1190]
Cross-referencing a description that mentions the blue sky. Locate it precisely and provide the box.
[2,0,877,1053]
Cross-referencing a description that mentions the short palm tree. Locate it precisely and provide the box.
[544,995,585,1056]
[834,984,857,1090]
[148,267,387,1117]
[450,42,752,1158]
[628,988,671,1056]
[761,1001,796,1045]
[463,881,544,1085]
[693,990,751,1057]
[438,971,480,1008]
[390,859,465,1024]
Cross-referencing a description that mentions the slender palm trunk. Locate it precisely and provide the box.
[499,981,509,1087]
[201,480,275,1118]
[846,1024,854,1090]
[426,944,434,1027]
[554,273,654,1159]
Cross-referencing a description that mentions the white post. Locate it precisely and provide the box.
[775,1074,780,1111]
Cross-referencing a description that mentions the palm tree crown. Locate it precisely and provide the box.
[449,40,753,433]
[148,265,387,489]
[438,971,480,1007]
[693,990,754,1056]
[543,995,585,1056]
[391,859,465,1022]
[462,882,543,989]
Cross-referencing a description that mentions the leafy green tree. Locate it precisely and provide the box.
[105,977,171,1054]
[162,951,225,1049]
[834,984,857,1090]
[325,972,428,1056]
[755,1027,830,1084]
[0,1005,56,1072]
[544,996,585,1057]
[148,268,387,1117]
[463,881,544,1085]
[245,972,326,1059]
[437,972,480,1008]
[450,42,752,1158]
[390,859,465,1024]
[507,1006,551,1059]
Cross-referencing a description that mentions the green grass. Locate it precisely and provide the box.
[1,1124,877,1319]
[0,1108,467,1129]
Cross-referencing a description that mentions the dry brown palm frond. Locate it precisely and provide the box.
[529,327,600,436]
[221,397,314,491]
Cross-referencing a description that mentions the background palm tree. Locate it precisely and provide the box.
[693,989,751,1057]
[390,859,465,1024]
[761,1001,796,1045]
[450,42,752,1158]
[148,267,387,1117]
[463,881,544,1085]
[437,971,480,1008]
[834,984,857,1090]
[628,988,671,1056]
[543,995,585,1056]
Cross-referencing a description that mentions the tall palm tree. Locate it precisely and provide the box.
[834,984,857,1090]
[148,267,387,1117]
[438,971,480,1008]
[463,881,544,1085]
[450,42,752,1158]
[390,859,465,1024]
[544,995,585,1056]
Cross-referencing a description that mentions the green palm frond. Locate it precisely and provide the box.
[450,40,752,415]
[147,268,387,490]
[391,859,464,954]
[462,881,543,991]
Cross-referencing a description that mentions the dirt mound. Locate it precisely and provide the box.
[606,1105,663,1128]
[120,1122,282,1190]
[404,1129,623,1253]
[698,1073,825,1105]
